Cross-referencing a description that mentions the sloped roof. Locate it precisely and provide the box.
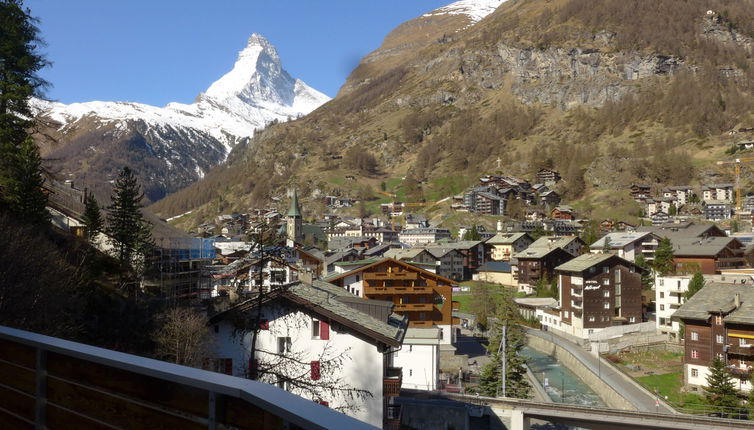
[326,258,456,285]
[672,236,742,257]
[384,248,428,260]
[486,232,531,245]
[514,246,569,260]
[477,261,512,273]
[589,231,655,249]
[529,235,583,250]
[672,282,754,325]
[555,253,624,273]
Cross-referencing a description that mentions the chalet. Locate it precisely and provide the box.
[617,221,636,231]
[439,240,486,280]
[539,190,561,208]
[425,247,466,281]
[630,183,652,201]
[589,231,660,262]
[380,202,405,216]
[475,192,505,215]
[551,205,575,221]
[405,214,429,229]
[514,246,574,294]
[209,280,408,427]
[673,283,754,393]
[525,208,546,221]
[702,184,734,203]
[326,258,460,344]
[651,211,670,225]
[637,222,727,242]
[672,236,748,274]
[536,168,561,185]
[662,186,695,206]
[328,236,378,252]
[555,254,645,339]
[599,219,615,232]
[485,232,534,262]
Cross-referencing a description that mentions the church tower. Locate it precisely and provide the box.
[286,189,303,247]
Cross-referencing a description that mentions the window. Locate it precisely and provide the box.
[310,361,321,380]
[691,350,699,359]
[259,319,269,330]
[715,315,723,325]
[312,319,320,338]
[603,266,610,274]
[660,304,665,311]
[691,369,698,377]
[603,278,610,286]
[277,337,292,354]
[409,369,413,376]
[604,302,610,309]
[716,335,724,344]
[603,291,610,298]
[588,316,595,322]
[277,377,291,391]
[660,292,664,299]
[716,353,724,361]
[690,332,699,341]
[741,338,749,346]
[629,316,636,323]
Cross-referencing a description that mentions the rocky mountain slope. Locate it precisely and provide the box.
[151,0,754,229]
[33,34,329,201]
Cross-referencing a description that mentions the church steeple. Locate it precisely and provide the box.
[286,189,302,247]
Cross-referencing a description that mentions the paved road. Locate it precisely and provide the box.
[526,328,675,414]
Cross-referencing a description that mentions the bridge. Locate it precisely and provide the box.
[409,391,754,430]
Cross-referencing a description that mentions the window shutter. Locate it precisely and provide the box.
[317,400,329,407]
[259,319,269,330]
[320,321,330,340]
[224,359,233,375]
[310,360,321,380]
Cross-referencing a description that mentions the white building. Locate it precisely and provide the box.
[702,184,734,203]
[210,280,408,428]
[589,231,660,262]
[398,228,452,247]
[391,327,441,391]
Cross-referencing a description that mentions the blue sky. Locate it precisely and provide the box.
[26,1,451,106]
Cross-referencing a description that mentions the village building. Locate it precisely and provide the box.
[703,200,733,221]
[662,186,695,206]
[702,184,734,203]
[630,183,652,201]
[671,236,748,274]
[473,261,515,286]
[528,235,586,257]
[485,232,534,262]
[588,231,660,262]
[673,283,754,393]
[209,280,408,427]
[325,258,460,345]
[536,168,561,185]
[392,327,442,391]
[514,246,574,294]
[656,274,753,341]
[554,254,645,339]
[551,205,576,221]
[398,228,452,247]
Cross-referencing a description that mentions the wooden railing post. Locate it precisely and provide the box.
[34,348,47,429]
[208,391,225,429]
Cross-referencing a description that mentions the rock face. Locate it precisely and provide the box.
[33,34,329,202]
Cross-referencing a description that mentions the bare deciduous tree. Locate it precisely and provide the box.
[153,307,214,368]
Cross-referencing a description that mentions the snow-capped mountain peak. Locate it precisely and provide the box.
[424,0,506,23]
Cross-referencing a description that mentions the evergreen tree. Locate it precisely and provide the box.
[476,289,531,398]
[601,236,612,253]
[106,167,154,277]
[463,225,481,241]
[704,357,740,417]
[684,272,705,301]
[579,220,600,252]
[0,0,49,208]
[634,254,653,290]
[653,238,675,276]
[7,136,48,225]
[82,192,103,240]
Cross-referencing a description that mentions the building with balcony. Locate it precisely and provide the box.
[485,232,534,262]
[391,327,441,391]
[528,235,586,257]
[398,228,452,247]
[673,283,754,393]
[589,231,661,262]
[514,246,574,294]
[702,184,734,203]
[326,258,460,345]
[656,275,753,341]
[210,280,408,427]
[555,254,645,339]
[672,236,748,274]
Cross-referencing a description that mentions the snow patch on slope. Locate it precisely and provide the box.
[423,0,506,23]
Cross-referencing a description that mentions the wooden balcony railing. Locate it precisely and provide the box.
[363,272,418,281]
[728,344,754,357]
[383,367,402,397]
[727,365,753,377]
[409,321,434,328]
[0,325,375,430]
[394,303,434,312]
[364,286,431,295]
[452,301,461,310]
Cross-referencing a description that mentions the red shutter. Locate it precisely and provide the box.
[317,400,329,407]
[320,321,330,340]
[310,360,321,380]
[224,359,233,375]
[259,319,269,330]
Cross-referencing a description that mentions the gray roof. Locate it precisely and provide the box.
[589,231,655,249]
[514,297,558,308]
[554,253,615,272]
[529,235,583,250]
[436,240,484,250]
[514,246,565,259]
[384,248,428,260]
[672,236,741,257]
[486,232,531,245]
[426,247,460,258]
[477,261,512,273]
[672,282,754,325]
[636,223,725,241]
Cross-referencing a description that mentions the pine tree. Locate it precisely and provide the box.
[705,357,740,417]
[684,272,705,301]
[602,236,612,253]
[634,254,653,290]
[7,136,48,225]
[653,238,675,276]
[82,192,103,240]
[0,0,49,208]
[106,167,154,277]
[463,225,481,241]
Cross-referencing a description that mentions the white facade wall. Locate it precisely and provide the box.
[655,276,689,340]
[392,343,439,390]
[685,364,711,390]
[212,306,386,427]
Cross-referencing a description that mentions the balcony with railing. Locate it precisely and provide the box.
[728,344,754,357]
[364,285,431,295]
[384,367,402,397]
[0,325,375,430]
[363,271,418,281]
[571,288,582,297]
[394,303,434,312]
[571,299,583,309]
[727,365,753,377]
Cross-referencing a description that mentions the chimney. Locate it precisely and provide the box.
[497,220,503,232]
[735,293,741,309]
